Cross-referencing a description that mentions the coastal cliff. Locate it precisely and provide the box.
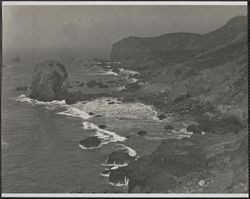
[109,16,248,193]
[110,16,247,76]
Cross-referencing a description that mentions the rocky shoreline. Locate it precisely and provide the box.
[24,15,248,193]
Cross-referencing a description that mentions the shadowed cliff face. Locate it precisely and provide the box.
[126,128,248,193]
[108,15,248,193]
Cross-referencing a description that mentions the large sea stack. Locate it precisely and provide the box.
[29,60,69,101]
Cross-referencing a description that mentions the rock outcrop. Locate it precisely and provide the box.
[125,128,248,193]
[29,61,69,101]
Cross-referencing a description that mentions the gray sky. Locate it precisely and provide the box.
[3,5,247,60]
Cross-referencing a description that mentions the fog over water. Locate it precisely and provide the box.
[3,5,247,61]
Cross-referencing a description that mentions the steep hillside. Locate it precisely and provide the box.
[110,32,201,69]
[110,15,247,74]
[108,15,248,193]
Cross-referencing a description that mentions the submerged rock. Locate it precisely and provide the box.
[164,125,174,130]
[29,61,69,101]
[98,124,107,129]
[137,131,147,136]
[186,124,202,134]
[158,114,167,120]
[16,86,28,91]
[79,136,101,149]
[86,80,98,88]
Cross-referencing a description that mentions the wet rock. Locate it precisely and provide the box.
[98,124,107,129]
[101,170,111,177]
[108,102,115,105]
[86,80,98,88]
[16,86,28,91]
[158,114,167,120]
[112,68,120,73]
[29,60,69,101]
[94,115,102,118]
[186,124,202,134]
[88,112,95,116]
[65,90,83,105]
[79,136,101,149]
[109,168,129,186]
[126,127,248,193]
[137,131,147,136]
[106,150,135,165]
[164,125,174,130]
[126,135,130,139]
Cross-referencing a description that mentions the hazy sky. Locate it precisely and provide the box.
[3,5,247,60]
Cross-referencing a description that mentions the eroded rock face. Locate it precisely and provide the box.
[29,61,69,101]
[126,128,248,193]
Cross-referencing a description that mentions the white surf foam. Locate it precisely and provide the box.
[119,68,140,76]
[116,86,126,91]
[15,95,66,110]
[101,162,128,167]
[145,128,193,141]
[115,143,137,158]
[78,143,102,150]
[108,176,129,187]
[67,97,158,120]
[127,78,138,83]
[100,171,110,177]
[99,70,119,76]
[81,121,126,149]
[58,108,92,119]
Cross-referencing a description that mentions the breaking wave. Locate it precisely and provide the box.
[107,176,129,187]
[15,95,66,110]
[58,108,93,119]
[81,121,126,148]
[98,70,119,76]
[115,143,138,158]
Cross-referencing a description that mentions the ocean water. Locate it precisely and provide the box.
[1,59,192,193]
